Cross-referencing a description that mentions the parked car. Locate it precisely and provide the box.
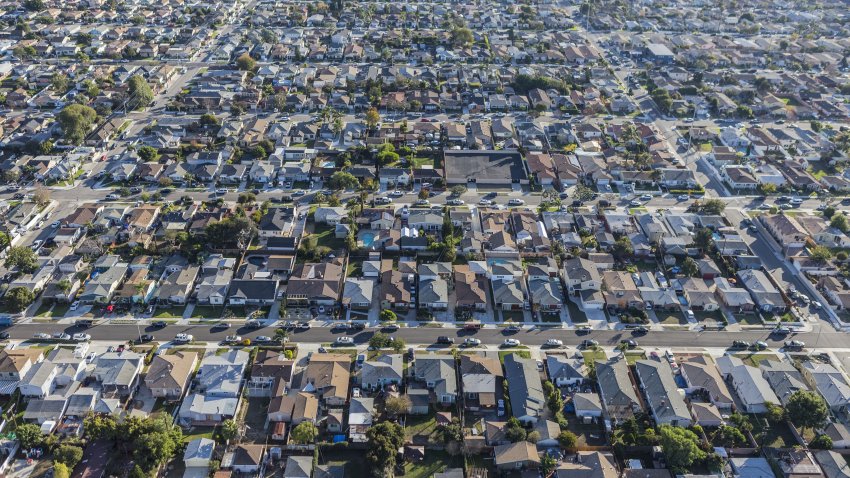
[784,340,805,350]
[255,336,271,343]
[507,198,525,206]
[503,325,520,333]
[224,335,242,343]
[447,199,464,206]
[382,324,400,332]
[580,339,599,348]
[544,339,564,348]
[502,338,521,347]
[620,339,638,348]
[174,333,193,344]
[335,336,354,345]
[463,338,481,347]
[751,341,768,351]
[731,340,751,349]
[139,334,154,343]
[72,333,91,342]
[151,321,167,328]
[436,336,454,344]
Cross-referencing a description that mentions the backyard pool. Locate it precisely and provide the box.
[361,232,376,247]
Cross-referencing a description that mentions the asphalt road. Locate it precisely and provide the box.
[6,322,842,349]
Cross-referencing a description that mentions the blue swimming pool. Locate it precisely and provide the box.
[362,232,376,247]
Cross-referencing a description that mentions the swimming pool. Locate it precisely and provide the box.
[362,232,376,247]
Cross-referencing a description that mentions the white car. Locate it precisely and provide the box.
[463,338,481,347]
[335,336,354,345]
[507,199,525,206]
[69,301,80,311]
[677,195,689,201]
[544,339,564,347]
[72,333,91,342]
[502,338,521,347]
[33,333,51,339]
[375,197,393,204]
[447,199,465,206]
[389,190,405,197]
[174,333,193,343]
[478,199,494,206]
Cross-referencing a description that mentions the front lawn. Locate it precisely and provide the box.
[656,311,687,325]
[498,350,531,363]
[565,299,588,324]
[582,348,607,364]
[154,306,186,318]
[695,310,725,324]
[192,305,223,319]
[734,313,763,326]
[734,353,778,368]
[402,451,462,478]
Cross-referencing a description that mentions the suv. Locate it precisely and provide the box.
[580,339,599,348]
[507,198,525,206]
[436,336,454,345]
[174,333,193,344]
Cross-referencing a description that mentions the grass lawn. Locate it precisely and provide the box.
[410,157,434,168]
[734,353,778,367]
[320,449,369,478]
[501,310,525,322]
[154,306,185,318]
[656,311,687,325]
[191,305,223,319]
[402,451,462,478]
[404,412,441,445]
[539,312,562,323]
[50,303,70,317]
[565,299,588,323]
[624,350,647,365]
[309,224,346,250]
[695,310,725,324]
[751,417,798,448]
[698,143,713,152]
[498,350,531,363]
[34,303,53,317]
[582,348,607,364]
[628,207,649,214]
[347,259,363,277]
[182,426,216,443]
[734,313,763,325]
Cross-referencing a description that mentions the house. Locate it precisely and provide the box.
[184,438,216,478]
[314,207,347,226]
[247,350,294,398]
[195,350,248,397]
[737,269,787,313]
[302,354,350,407]
[283,456,313,478]
[0,349,45,381]
[342,278,374,310]
[815,450,850,478]
[760,359,811,405]
[503,353,545,425]
[714,277,756,313]
[230,445,265,475]
[729,361,781,413]
[228,280,279,306]
[348,397,375,443]
[145,352,198,401]
[258,207,297,237]
[596,358,642,424]
[681,278,719,311]
[419,278,449,310]
[460,353,503,412]
[602,271,643,312]
[360,354,403,391]
[555,451,618,478]
[800,362,850,413]
[493,442,540,470]
[156,266,199,305]
[563,257,602,295]
[93,352,143,398]
[679,356,733,409]
[730,457,775,478]
[546,354,587,387]
[286,259,345,306]
[268,389,319,426]
[760,214,808,253]
[455,266,488,311]
[79,264,127,304]
[18,362,58,398]
[574,392,604,419]
[380,270,413,310]
[635,360,691,427]
[413,353,457,404]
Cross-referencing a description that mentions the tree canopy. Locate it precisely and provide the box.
[57,104,97,144]
[5,246,38,273]
[366,421,405,478]
[329,171,359,190]
[290,422,318,444]
[127,75,153,110]
[659,425,706,474]
[236,52,256,71]
[786,390,828,431]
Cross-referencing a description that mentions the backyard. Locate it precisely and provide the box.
[404,410,442,446]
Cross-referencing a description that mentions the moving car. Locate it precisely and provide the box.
[383,324,400,332]
[151,321,167,328]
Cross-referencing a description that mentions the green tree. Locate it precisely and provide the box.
[786,390,828,431]
[540,454,557,476]
[693,227,715,252]
[451,27,474,47]
[728,412,753,433]
[54,445,84,468]
[365,107,381,130]
[384,395,412,417]
[823,206,837,219]
[220,419,239,441]
[5,246,37,272]
[84,414,118,440]
[612,236,633,259]
[573,184,595,202]
[832,214,850,233]
[758,183,777,195]
[290,422,318,444]
[810,246,833,264]
[127,75,153,110]
[17,423,43,449]
[57,104,97,144]
[329,171,359,190]
[810,434,833,450]
[681,257,699,277]
[137,146,160,162]
[558,430,578,452]
[699,199,726,215]
[236,52,256,71]
[711,426,746,447]
[765,402,785,424]
[366,422,405,478]
[450,185,467,197]
[51,73,69,93]
[505,417,527,443]
[53,463,70,478]
[659,425,706,474]
[23,0,45,11]
[379,310,397,322]
[650,88,673,113]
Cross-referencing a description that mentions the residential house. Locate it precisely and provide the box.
[302,354,350,407]
[546,354,587,387]
[247,350,294,398]
[729,360,781,413]
[413,353,457,405]
[359,354,403,391]
[493,442,540,471]
[93,352,144,398]
[460,353,503,413]
[145,352,198,401]
[504,353,545,425]
[679,356,733,410]
[635,360,691,427]
[286,259,345,306]
[801,362,850,413]
[596,358,642,424]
